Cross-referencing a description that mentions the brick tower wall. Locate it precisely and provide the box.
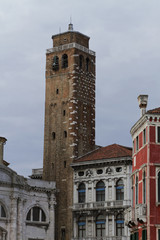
[43,30,95,240]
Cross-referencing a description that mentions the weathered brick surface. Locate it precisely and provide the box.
[43,30,95,240]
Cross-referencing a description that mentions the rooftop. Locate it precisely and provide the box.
[147,107,160,114]
[74,144,132,163]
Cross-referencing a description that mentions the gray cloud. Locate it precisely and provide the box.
[1,0,160,176]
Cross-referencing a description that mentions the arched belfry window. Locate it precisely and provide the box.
[158,172,160,202]
[96,214,106,237]
[79,55,83,69]
[78,216,86,237]
[62,54,68,68]
[78,183,85,203]
[52,56,59,70]
[96,181,105,202]
[116,213,124,236]
[26,206,46,222]
[0,204,6,218]
[86,57,89,72]
[116,179,124,200]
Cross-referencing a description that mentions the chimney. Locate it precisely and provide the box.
[137,95,148,117]
[68,23,73,31]
[0,137,7,165]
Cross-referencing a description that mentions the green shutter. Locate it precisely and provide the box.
[142,229,147,240]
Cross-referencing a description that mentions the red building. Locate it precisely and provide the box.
[125,95,160,240]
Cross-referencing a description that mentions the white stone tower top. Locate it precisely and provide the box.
[137,95,148,117]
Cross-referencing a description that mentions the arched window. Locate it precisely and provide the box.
[136,176,138,204]
[52,56,59,70]
[62,54,68,68]
[78,183,85,203]
[86,58,89,72]
[78,216,86,237]
[158,172,160,202]
[26,206,46,222]
[0,204,6,218]
[116,213,124,236]
[96,215,106,237]
[116,179,124,200]
[96,181,105,202]
[79,55,83,69]
[143,171,146,203]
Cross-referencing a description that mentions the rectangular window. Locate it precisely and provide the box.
[157,127,160,143]
[158,229,160,240]
[143,129,146,145]
[136,136,139,151]
[61,228,65,240]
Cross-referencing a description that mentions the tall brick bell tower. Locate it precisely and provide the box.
[43,23,96,240]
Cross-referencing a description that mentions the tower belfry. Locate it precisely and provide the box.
[43,24,96,240]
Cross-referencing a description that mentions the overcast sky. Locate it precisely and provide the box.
[1,0,160,177]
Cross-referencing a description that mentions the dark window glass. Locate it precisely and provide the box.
[78,183,85,203]
[61,228,66,240]
[143,129,146,145]
[96,215,105,237]
[116,213,124,236]
[33,207,39,221]
[136,136,139,151]
[116,179,124,200]
[26,209,31,220]
[78,216,86,237]
[136,176,139,204]
[142,229,147,240]
[158,172,160,202]
[63,110,66,116]
[62,54,68,68]
[96,181,105,202]
[1,205,6,218]
[56,89,59,94]
[158,229,160,240]
[52,56,59,70]
[64,161,66,168]
[143,172,146,203]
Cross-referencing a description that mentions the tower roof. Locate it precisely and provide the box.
[146,107,160,114]
[74,144,132,163]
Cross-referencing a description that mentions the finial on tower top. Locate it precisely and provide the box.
[68,17,73,31]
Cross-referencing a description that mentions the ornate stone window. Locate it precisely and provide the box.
[78,183,85,203]
[62,54,68,68]
[116,179,124,200]
[96,181,105,202]
[78,216,86,238]
[0,204,6,218]
[52,56,59,70]
[116,213,124,236]
[96,214,106,237]
[26,206,46,222]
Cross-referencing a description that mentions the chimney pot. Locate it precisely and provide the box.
[137,95,148,117]
[0,137,7,165]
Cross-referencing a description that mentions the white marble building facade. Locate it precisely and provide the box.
[0,164,56,240]
[71,144,132,240]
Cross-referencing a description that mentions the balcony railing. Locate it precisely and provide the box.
[73,200,131,210]
[125,204,147,225]
[72,237,129,240]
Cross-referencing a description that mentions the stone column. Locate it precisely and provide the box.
[73,216,77,238]
[105,215,108,236]
[74,183,78,204]
[86,181,88,202]
[10,196,18,240]
[112,179,115,201]
[48,194,56,240]
[105,180,108,202]
[123,177,127,201]
[17,198,23,240]
[0,137,7,164]
[112,215,115,236]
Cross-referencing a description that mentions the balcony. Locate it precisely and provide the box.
[72,237,129,240]
[125,204,147,226]
[73,200,131,211]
